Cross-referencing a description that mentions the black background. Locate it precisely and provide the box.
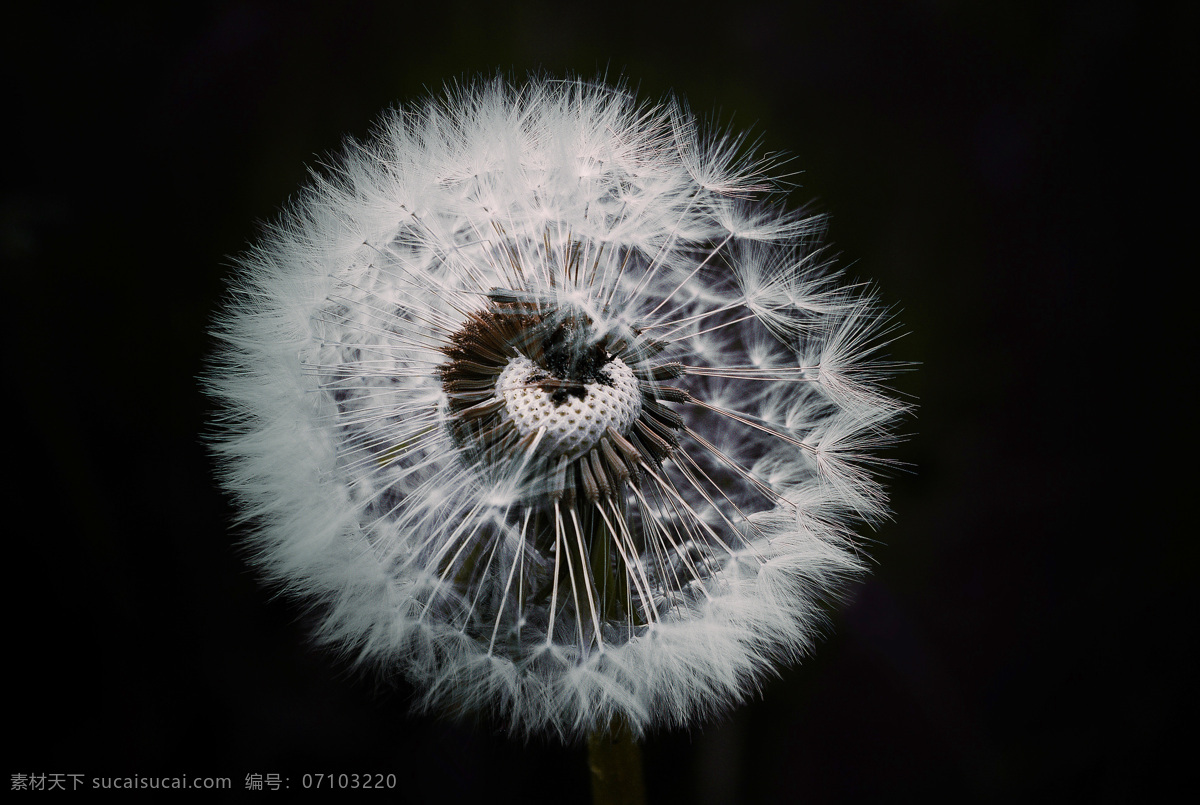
[7,0,1188,800]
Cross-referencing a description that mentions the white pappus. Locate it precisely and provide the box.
[206,75,908,740]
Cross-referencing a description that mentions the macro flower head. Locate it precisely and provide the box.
[207,75,907,739]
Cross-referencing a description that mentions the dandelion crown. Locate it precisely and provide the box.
[208,76,906,739]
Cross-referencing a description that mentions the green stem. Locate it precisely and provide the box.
[588,715,646,805]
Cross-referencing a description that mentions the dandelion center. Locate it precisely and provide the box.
[439,290,686,503]
[496,355,641,460]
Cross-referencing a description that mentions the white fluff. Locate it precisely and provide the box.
[206,75,907,740]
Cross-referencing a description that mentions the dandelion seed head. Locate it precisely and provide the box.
[206,74,909,739]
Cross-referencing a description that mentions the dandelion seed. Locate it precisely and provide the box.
[206,75,908,740]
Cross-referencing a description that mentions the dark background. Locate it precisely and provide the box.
[7,0,1188,800]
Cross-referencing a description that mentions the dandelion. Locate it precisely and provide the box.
[207,75,907,742]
